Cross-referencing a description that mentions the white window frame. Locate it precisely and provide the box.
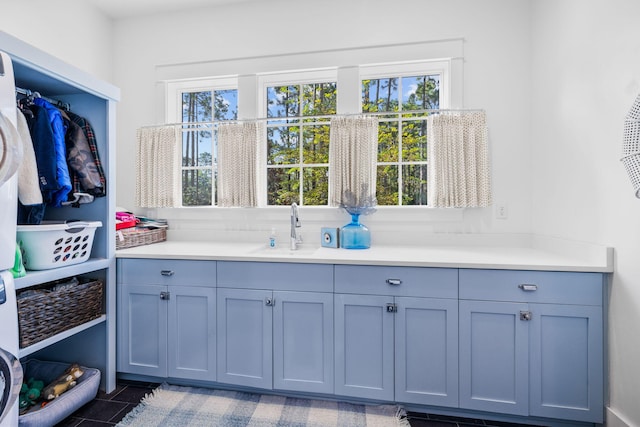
[257,69,338,206]
[360,60,450,206]
[166,77,238,207]
[164,59,454,209]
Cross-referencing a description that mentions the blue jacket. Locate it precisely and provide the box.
[34,98,71,207]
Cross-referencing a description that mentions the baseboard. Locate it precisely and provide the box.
[607,407,632,427]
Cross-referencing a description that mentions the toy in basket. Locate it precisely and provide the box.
[16,221,102,270]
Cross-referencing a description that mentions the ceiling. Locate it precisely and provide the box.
[86,0,256,19]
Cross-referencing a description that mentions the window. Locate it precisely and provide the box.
[171,79,237,206]
[167,60,449,208]
[265,80,337,206]
[361,63,445,206]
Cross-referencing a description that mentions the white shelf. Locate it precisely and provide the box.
[18,315,107,358]
[15,258,110,290]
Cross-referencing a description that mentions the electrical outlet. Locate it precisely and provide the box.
[496,204,508,219]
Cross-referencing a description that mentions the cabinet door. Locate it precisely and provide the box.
[459,300,529,416]
[217,288,273,389]
[118,284,167,377]
[395,297,458,407]
[273,291,334,394]
[335,294,394,401]
[529,304,603,423]
[168,286,216,381]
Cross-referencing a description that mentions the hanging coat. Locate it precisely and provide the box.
[66,111,106,197]
[33,98,71,207]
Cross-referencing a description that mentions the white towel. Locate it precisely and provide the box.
[135,126,181,208]
[16,109,43,205]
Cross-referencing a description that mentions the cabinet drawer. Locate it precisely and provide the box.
[459,269,603,305]
[334,265,457,298]
[117,259,216,286]
[217,261,333,292]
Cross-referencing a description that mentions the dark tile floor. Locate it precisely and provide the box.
[407,412,543,427]
[54,380,158,427]
[52,380,540,427]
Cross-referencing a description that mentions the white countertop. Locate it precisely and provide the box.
[115,237,614,273]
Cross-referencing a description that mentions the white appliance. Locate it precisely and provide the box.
[0,50,24,427]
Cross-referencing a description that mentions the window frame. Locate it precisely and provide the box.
[165,60,453,209]
[360,60,450,206]
[257,69,338,206]
[167,77,238,207]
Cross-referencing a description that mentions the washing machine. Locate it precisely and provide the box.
[0,271,22,427]
[1,50,23,427]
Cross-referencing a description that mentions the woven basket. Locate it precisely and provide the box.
[116,227,167,250]
[17,279,104,348]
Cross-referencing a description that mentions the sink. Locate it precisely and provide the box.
[249,243,318,257]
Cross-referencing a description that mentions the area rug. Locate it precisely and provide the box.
[117,383,409,427]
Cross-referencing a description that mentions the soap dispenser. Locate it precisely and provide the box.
[269,227,277,249]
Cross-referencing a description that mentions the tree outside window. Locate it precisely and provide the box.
[266,82,336,206]
[181,89,237,206]
[362,74,439,206]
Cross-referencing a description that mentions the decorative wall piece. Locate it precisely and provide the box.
[621,94,640,198]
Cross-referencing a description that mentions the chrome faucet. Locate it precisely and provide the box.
[290,202,302,250]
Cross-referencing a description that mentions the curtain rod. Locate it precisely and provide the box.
[16,86,71,111]
[140,108,485,129]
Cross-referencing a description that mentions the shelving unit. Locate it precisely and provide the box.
[1,31,120,393]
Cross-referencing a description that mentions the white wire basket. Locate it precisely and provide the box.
[622,94,640,198]
[16,221,102,270]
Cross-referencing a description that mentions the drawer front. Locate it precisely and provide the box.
[118,258,217,286]
[459,269,603,305]
[217,261,333,292]
[335,265,457,298]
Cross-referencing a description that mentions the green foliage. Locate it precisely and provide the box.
[180,74,439,207]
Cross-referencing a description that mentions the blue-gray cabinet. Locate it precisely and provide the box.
[335,293,394,400]
[334,265,459,406]
[117,259,217,381]
[216,287,273,389]
[216,261,334,393]
[115,258,606,426]
[459,269,604,423]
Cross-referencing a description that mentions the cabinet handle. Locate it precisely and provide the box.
[520,310,532,321]
[386,278,402,286]
[265,297,275,307]
[518,284,537,292]
[386,303,397,313]
[160,291,170,300]
[161,270,174,277]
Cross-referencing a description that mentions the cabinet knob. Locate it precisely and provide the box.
[518,283,537,292]
[265,297,275,307]
[160,291,170,300]
[161,270,174,277]
[520,310,532,321]
[386,303,397,313]
[386,278,402,286]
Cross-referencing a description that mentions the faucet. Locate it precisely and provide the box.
[290,202,302,250]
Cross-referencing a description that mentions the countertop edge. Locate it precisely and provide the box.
[115,240,613,273]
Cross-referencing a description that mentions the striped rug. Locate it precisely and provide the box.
[117,383,409,427]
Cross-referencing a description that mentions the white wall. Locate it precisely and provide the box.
[530,1,640,425]
[6,0,638,424]
[112,0,533,242]
[0,1,114,82]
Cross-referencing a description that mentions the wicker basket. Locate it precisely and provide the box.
[116,227,166,250]
[17,279,104,348]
